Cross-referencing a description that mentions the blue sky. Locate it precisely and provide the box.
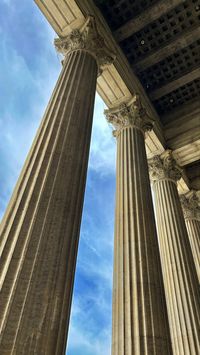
[0,1,116,354]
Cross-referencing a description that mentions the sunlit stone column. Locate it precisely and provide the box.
[0,16,115,355]
[180,191,200,283]
[149,151,200,355]
[105,96,172,355]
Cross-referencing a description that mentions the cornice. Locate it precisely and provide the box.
[34,0,165,149]
[34,0,194,192]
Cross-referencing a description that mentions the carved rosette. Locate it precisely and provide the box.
[148,150,182,184]
[180,191,200,220]
[54,16,116,72]
[104,95,154,137]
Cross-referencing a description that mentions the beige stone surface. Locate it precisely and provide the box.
[1,0,199,351]
[149,151,200,355]
[185,219,200,283]
[180,192,200,283]
[105,97,172,355]
[35,0,200,187]
[0,17,114,355]
[173,139,200,167]
[35,0,168,159]
[34,0,85,36]
[164,99,200,150]
[0,53,96,355]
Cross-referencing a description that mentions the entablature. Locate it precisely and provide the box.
[34,0,200,193]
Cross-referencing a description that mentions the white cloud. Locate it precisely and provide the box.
[2,0,12,5]
[0,4,115,354]
[89,94,116,175]
[68,291,111,355]
[68,322,111,355]
[0,27,60,219]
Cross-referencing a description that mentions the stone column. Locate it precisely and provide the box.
[180,191,200,283]
[149,151,200,355]
[105,96,172,355]
[0,16,115,355]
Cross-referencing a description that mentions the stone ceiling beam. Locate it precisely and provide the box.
[165,119,200,151]
[134,26,200,72]
[173,140,200,167]
[163,100,200,155]
[35,0,166,149]
[114,0,184,42]
[34,0,199,186]
[34,0,199,173]
[162,99,200,126]
[162,100,200,175]
[149,67,200,100]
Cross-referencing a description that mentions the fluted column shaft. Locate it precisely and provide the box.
[106,97,172,355]
[0,17,115,355]
[180,192,200,283]
[149,153,200,355]
[185,218,200,282]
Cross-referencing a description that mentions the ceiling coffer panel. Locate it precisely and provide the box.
[94,0,200,123]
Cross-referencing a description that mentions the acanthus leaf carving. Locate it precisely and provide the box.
[180,191,200,220]
[104,94,155,136]
[54,16,116,72]
[148,150,182,183]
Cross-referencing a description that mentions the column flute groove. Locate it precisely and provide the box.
[0,51,77,289]
[0,16,115,355]
[149,151,200,355]
[105,96,172,355]
[0,50,74,245]
[180,191,200,284]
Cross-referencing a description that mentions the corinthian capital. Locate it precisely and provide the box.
[104,95,154,136]
[180,191,200,220]
[54,16,116,71]
[148,150,182,183]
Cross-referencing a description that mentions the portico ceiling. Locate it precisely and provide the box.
[35,0,200,191]
[95,0,200,121]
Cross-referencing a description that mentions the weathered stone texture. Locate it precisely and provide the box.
[0,48,97,355]
[180,192,200,283]
[149,152,200,355]
[0,16,116,354]
[106,98,172,355]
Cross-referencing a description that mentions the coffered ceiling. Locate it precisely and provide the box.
[94,0,200,124]
[35,0,200,191]
[94,0,200,189]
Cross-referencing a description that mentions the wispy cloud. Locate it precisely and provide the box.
[68,321,111,355]
[89,95,116,175]
[67,165,115,354]
[0,2,115,354]
[0,1,61,218]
